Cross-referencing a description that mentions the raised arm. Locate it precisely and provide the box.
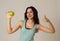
[37,15,55,33]
[7,11,23,34]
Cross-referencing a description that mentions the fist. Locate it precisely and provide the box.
[42,15,49,22]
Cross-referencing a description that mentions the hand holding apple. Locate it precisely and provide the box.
[8,11,14,16]
[7,11,15,19]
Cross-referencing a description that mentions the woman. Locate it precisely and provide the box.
[7,6,55,41]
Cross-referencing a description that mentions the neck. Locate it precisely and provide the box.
[26,18,34,23]
[28,18,33,21]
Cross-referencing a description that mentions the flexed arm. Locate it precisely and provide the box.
[7,11,23,34]
[37,15,55,33]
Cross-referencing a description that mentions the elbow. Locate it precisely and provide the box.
[52,30,55,33]
[8,31,12,34]
[8,32,12,34]
[49,27,55,33]
[50,30,55,33]
[51,31,55,33]
[52,28,55,33]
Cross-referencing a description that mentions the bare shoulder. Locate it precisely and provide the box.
[18,20,24,27]
[36,24,41,30]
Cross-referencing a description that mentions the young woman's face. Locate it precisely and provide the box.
[26,8,34,19]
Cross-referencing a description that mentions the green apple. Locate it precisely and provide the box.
[9,11,14,16]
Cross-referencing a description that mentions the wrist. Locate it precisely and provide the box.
[8,18,12,20]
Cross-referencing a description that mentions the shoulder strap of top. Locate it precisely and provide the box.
[21,19,26,29]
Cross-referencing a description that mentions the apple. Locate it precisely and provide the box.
[9,11,14,16]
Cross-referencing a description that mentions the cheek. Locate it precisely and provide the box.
[31,13,34,17]
[31,14,34,17]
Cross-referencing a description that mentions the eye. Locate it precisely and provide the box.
[27,12,29,14]
[30,11,33,13]
[30,11,32,13]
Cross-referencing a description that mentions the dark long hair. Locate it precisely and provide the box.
[24,6,40,24]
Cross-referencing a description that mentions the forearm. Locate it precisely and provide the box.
[7,18,12,34]
[47,20,55,33]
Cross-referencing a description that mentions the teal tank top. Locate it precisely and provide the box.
[19,20,37,41]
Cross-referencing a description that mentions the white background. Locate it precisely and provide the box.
[0,0,60,41]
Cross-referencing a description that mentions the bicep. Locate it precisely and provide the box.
[11,20,24,33]
[38,24,53,33]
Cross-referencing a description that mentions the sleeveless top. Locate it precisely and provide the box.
[19,20,37,41]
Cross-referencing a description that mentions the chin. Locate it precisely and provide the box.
[27,16,33,19]
[27,17,31,19]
